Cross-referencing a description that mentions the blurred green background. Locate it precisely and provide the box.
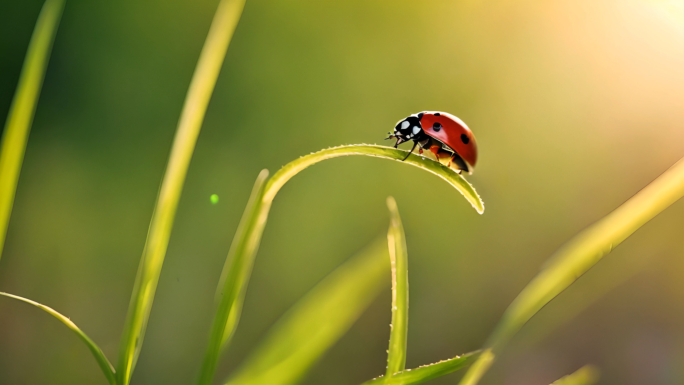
[2,0,684,384]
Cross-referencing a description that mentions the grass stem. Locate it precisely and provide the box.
[385,197,409,377]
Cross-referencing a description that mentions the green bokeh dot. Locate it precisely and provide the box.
[210,194,219,204]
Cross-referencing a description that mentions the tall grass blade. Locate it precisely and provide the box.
[224,238,389,385]
[550,366,599,385]
[385,197,409,377]
[0,292,116,385]
[459,157,684,385]
[199,144,483,384]
[0,0,65,262]
[361,351,481,385]
[116,0,246,382]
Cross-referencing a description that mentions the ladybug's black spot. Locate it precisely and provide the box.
[432,122,442,131]
[461,134,470,144]
[417,112,424,119]
[434,112,441,116]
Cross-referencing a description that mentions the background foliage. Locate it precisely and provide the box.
[2,0,684,384]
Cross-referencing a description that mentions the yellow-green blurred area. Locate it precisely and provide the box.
[2,0,684,384]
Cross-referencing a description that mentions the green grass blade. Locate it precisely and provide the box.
[525,255,646,347]
[263,145,484,214]
[224,238,390,385]
[362,351,481,385]
[200,144,483,384]
[0,0,65,262]
[0,292,116,385]
[550,366,599,385]
[385,197,409,377]
[198,169,269,385]
[459,157,684,385]
[116,0,246,382]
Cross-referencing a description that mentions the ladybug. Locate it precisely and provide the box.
[386,111,478,174]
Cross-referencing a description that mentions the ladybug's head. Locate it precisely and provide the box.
[386,112,426,147]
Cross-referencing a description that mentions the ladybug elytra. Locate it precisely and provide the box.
[386,111,478,174]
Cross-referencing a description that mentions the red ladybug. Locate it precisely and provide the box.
[386,111,478,174]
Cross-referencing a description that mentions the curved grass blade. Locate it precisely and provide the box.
[199,144,484,384]
[385,197,409,377]
[550,365,599,385]
[0,0,65,262]
[362,351,481,385]
[224,238,389,385]
[198,169,269,385]
[116,0,247,382]
[263,145,484,214]
[459,157,684,385]
[0,292,116,385]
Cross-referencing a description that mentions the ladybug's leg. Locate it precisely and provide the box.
[401,141,418,161]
